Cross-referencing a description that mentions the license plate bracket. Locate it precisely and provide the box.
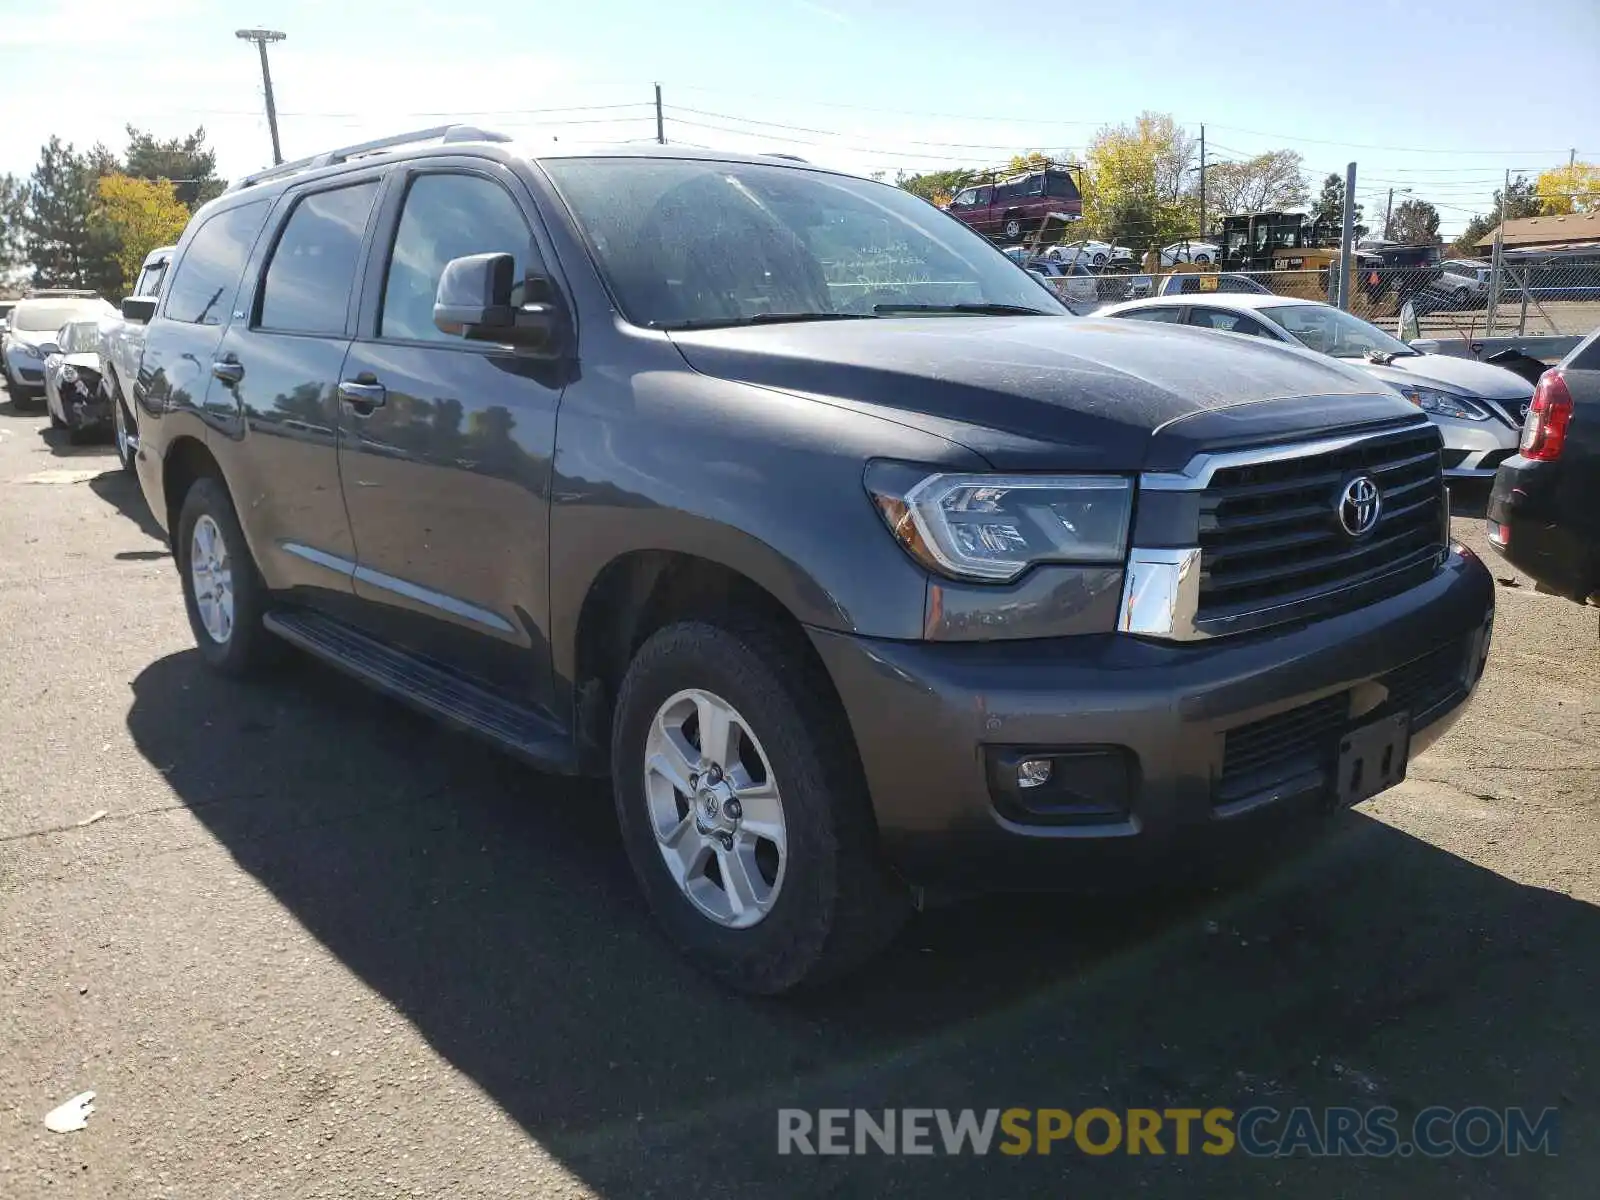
[1333,711,1411,808]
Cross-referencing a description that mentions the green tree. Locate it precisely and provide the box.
[96,173,191,296]
[1449,175,1541,255]
[0,173,28,284]
[1310,172,1366,237]
[896,167,977,206]
[1387,197,1440,245]
[23,137,116,292]
[123,126,226,210]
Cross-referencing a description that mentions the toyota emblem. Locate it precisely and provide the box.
[1338,475,1383,538]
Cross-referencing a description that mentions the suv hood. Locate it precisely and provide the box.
[5,327,56,351]
[669,317,1404,470]
[1357,353,1533,402]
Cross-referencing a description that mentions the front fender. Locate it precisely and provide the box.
[547,355,984,685]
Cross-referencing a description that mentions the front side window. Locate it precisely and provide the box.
[542,158,1066,329]
[1259,303,1415,359]
[164,200,271,326]
[951,188,978,208]
[259,182,380,335]
[1187,309,1270,337]
[380,173,533,343]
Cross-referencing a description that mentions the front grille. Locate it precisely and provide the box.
[1198,426,1446,626]
[1216,638,1468,806]
[1380,642,1465,721]
[1218,692,1350,803]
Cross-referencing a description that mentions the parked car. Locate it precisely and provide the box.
[1154,271,1272,297]
[1487,327,1599,605]
[1432,259,1492,308]
[42,319,108,441]
[2,294,115,402]
[944,167,1082,241]
[1047,239,1134,268]
[0,299,17,337]
[1097,294,1532,478]
[98,244,176,470]
[1160,240,1219,266]
[130,129,1492,994]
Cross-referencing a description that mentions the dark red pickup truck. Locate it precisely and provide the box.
[945,168,1083,242]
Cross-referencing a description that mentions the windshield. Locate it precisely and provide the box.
[10,299,110,332]
[541,157,1065,328]
[1258,303,1415,359]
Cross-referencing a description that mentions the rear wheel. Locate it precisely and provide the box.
[612,619,909,994]
[176,476,279,676]
[109,380,135,472]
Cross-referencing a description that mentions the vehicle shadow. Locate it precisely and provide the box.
[124,651,1595,1197]
[35,422,113,458]
[88,466,167,545]
[1448,478,1493,519]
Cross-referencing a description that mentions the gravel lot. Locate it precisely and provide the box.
[1,390,1595,1198]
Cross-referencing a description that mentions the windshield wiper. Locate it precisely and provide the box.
[658,312,871,331]
[872,302,1053,316]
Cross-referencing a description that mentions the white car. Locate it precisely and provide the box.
[3,294,115,402]
[1096,293,1532,478]
[1046,239,1134,268]
[1160,240,1219,266]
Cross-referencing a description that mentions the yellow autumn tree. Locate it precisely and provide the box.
[95,173,190,296]
[1082,112,1198,249]
[1535,162,1600,215]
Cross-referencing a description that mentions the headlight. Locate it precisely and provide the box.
[867,464,1133,581]
[1401,384,1489,421]
[59,365,78,383]
[17,342,42,360]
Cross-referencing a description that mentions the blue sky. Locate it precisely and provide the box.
[2,0,1596,235]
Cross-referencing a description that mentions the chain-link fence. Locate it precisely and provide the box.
[1032,248,1600,338]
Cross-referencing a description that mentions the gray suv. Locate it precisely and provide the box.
[129,127,1494,994]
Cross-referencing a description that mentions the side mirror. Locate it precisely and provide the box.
[433,252,561,352]
[121,295,157,325]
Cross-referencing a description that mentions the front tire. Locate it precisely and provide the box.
[1002,216,1023,241]
[612,619,909,994]
[176,476,279,676]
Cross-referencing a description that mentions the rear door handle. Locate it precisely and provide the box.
[338,380,387,411]
[211,359,243,384]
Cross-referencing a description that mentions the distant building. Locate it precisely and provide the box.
[1476,212,1600,255]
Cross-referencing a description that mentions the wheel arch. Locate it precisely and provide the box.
[160,435,225,538]
[568,549,851,774]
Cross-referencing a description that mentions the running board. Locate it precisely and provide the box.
[263,609,578,773]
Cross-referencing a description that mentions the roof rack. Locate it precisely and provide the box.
[230,124,513,192]
[762,152,809,163]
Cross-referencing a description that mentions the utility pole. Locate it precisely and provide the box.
[1337,161,1357,311]
[1197,124,1206,238]
[654,83,665,145]
[1572,148,1578,168]
[1485,167,1510,336]
[1384,187,1394,240]
[235,28,286,166]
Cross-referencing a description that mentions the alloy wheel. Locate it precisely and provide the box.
[189,514,234,644]
[642,688,787,929]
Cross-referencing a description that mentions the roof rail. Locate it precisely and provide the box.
[230,124,512,192]
[762,152,809,163]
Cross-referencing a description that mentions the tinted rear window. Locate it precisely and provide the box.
[164,201,271,326]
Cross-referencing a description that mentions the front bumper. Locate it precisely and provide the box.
[812,546,1493,891]
[1434,412,1520,478]
[5,357,44,390]
[56,375,109,430]
[1487,454,1597,601]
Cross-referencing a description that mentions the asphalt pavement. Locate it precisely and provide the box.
[1,391,1596,1198]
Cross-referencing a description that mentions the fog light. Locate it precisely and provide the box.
[1017,759,1053,789]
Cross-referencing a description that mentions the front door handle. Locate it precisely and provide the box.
[211,359,244,385]
[338,379,387,412]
